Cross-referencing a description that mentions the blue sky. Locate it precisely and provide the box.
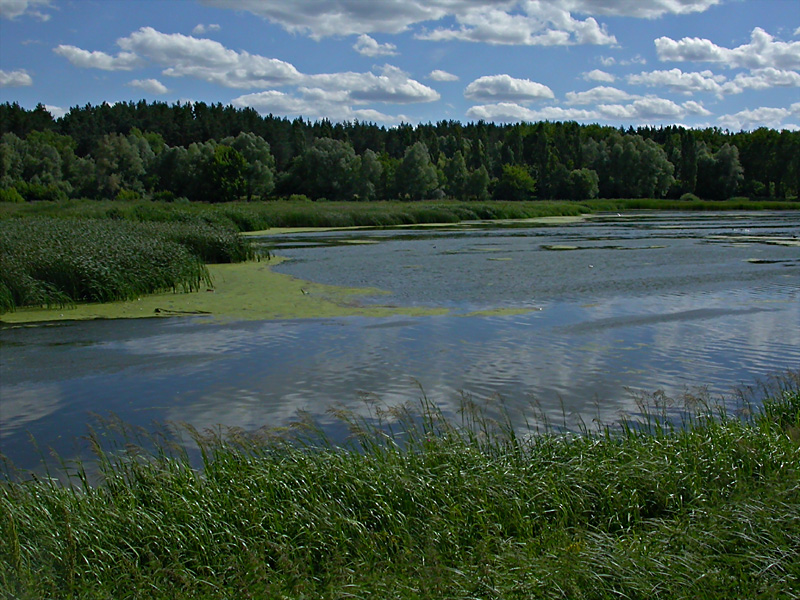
[1,0,799,130]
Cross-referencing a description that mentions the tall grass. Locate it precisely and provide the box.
[1,372,798,599]
[0,218,254,313]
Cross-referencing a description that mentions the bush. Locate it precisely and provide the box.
[0,187,25,203]
[680,192,701,202]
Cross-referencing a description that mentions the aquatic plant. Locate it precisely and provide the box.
[1,372,798,598]
[0,218,256,312]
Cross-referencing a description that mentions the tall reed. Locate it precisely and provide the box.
[1,372,798,599]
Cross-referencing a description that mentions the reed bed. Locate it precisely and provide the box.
[0,199,592,232]
[0,218,253,313]
[1,372,798,599]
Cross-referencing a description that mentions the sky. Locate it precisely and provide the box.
[1,0,799,131]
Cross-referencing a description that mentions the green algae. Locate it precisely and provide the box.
[0,258,448,324]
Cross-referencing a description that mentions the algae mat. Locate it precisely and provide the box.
[0,259,447,324]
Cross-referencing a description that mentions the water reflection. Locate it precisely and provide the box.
[1,212,798,472]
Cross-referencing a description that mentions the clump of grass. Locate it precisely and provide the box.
[0,218,254,312]
[1,372,798,598]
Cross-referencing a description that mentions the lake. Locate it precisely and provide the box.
[1,211,799,472]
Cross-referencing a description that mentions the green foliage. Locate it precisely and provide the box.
[1,373,799,598]
[0,187,24,203]
[396,141,438,200]
[494,163,537,201]
[0,217,255,312]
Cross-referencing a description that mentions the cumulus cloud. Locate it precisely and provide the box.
[717,105,799,130]
[656,27,800,70]
[627,68,726,95]
[428,69,459,81]
[596,97,687,120]
[466,102,597,122]
[0,68,33,87]
[464,74,554,102]
[353,34,398,56]
[467,94,711,124]
[116,27,302,88]
[0,0,51,20]
[560,0,721,18]
[231,89,407,123]
[583,69,615,82]
[52,26,439,122]
[306,65,440,104]
[566,85,634,104]
[627,67,800,96]
[53,45,141,70]
[44,104,67,118]
[127,78,169,94]
[199,1,719,41]
[192,23,221,35]
[418,3,616,46]
[726,68,800,92]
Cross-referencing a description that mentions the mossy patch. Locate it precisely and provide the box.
[0,258,448,324]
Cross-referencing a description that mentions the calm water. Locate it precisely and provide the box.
[1,212,799,471]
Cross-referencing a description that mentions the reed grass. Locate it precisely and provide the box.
[1,372,798,599]
[0,218,254,313]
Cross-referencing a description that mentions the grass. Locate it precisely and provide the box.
[0,218,255,313]
[1,371,798,599]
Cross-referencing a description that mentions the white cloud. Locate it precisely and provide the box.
[0,0,51,20]
[199,0,719,41]
[717,105,795,130]
[306,65,440,104]
[192,23,221,35]
[600,56,616,66]
[53,45,141,70]
[231,89,407,123]
[464,74,554,102]
[627,67,800,96]
[795,26,800,37]
[726,68,800,92]
[656,27,800,70]
[566,85,634,104]
[116,27,302,88]
[353,34,398,57]
[418,3,616,46]
[682,100,711,116]
[44,104,67,118]
[560,0,721,18]
[596,97,687,120]
[428,69,459,81]
[0,68,33,87]
[583,69,615,82]
[627,68,726,94]
[466,102,597,122]
[127,78,169,94]
[52,26,439,123]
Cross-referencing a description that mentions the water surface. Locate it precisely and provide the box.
[2,212,798,471]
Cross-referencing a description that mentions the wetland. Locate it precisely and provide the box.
[1,210,798,471]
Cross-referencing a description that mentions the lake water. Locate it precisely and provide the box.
[1,211,799,472]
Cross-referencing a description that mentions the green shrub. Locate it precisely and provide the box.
[0,187,24,203]
[679,192,700,202]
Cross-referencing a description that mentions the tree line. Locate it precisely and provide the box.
[1,101,798,203]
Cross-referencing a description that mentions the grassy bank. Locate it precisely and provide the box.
[0,198,594,231]
[2,373,799,599]
[0,218,254,313]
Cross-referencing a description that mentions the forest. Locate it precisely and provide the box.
[1,100,799,204]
